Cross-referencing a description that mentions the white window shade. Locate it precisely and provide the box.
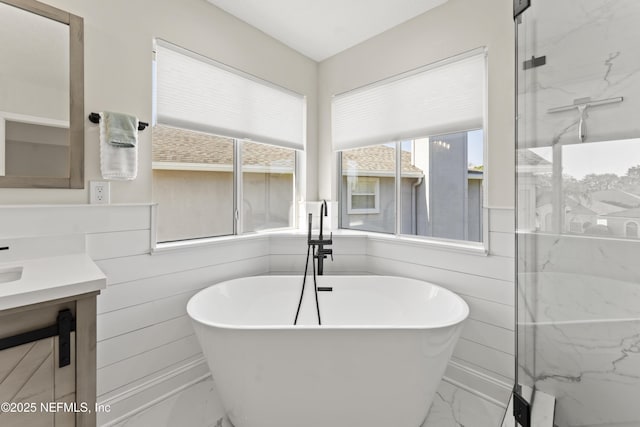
[155,41,306,151]
[332,49,486,151]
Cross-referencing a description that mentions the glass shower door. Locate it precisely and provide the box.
[516,1,640,426]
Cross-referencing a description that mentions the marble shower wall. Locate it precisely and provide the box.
[520,235,640,427]
[518,0,640,148]
[516,1,640,426]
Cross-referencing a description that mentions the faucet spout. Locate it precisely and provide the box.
[309,200,333,275]
[319,200,328,240]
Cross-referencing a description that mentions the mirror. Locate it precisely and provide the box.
[0,0,83,188]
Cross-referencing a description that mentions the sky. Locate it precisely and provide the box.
[467,129,484,167]
[529,138,640,179]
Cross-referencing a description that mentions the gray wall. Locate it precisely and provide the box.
[242,172,294,232]
[467,179,483,242]
[340,176,397,233]
[429,132,468,240]
[153,170,235,242]
[154,170,293,241]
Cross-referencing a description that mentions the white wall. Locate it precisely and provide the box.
[318,0,514,209]
[0,0,318,204]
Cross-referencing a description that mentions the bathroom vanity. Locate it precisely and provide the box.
[0,253,106,427]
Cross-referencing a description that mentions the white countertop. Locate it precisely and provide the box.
[0,253,106,311]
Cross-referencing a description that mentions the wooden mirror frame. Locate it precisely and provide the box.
[0,0,84,189]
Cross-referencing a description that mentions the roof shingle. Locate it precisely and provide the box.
[152,125,295,169]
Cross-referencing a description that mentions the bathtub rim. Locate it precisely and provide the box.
[187,274,470,331]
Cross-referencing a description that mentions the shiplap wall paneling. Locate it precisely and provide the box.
[97,257,268,314]
[0,205,152,238]
[269,234,368,274]
[97,237,268,285]
[97,335,202,397]
[367,238,514,281]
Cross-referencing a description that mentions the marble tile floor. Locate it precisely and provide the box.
[113,377,506,427]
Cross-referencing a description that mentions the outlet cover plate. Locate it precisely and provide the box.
[89,181,110,204]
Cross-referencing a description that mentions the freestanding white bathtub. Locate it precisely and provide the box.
[187,275,469,427]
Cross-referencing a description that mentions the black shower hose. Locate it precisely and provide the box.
[293,244,322,325]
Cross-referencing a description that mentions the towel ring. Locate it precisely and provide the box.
[88,112,149,131]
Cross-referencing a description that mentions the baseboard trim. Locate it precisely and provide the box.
[443,360,512,409]
[97,357,511,426]
[98,357,210,426]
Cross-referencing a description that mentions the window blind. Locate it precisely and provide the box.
[332,49,486,151]
[155,40,306,151]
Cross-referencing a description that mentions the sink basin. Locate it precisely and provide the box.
[0,266,22,284]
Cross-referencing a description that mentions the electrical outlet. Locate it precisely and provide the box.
[90,181,110,204]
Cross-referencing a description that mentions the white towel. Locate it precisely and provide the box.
[99,112,138,180]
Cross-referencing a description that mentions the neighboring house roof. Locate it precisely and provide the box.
[536,192,628,216]
[566,203,597,216]
[583,200,628,216]
[342,146,483,178]
[555,197,598,216]
[590,190,640,209]
[341,145,424,177]
[152,125,294,171]
[517,149,552,175]
[517,149,551,166]
[603,207,640,219]
[467,169,484,179]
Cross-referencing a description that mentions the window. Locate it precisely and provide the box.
[400,130,484,242]
[242,141,295,232]
[334,49,486,244]
[152,40,304,242]
[339,131,483,241]
[522,138,640,240]
[341,145,395,233]
[153,126,235,242]
[625,221,638,238]
[348,177,380,214]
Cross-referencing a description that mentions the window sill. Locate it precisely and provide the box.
[364,232,488,256]
[151,228,488,257]
[151,228,294,255]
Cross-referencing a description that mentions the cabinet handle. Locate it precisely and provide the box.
[0,309,76,368]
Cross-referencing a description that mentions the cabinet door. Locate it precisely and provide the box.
[0,334,76,427]
[0,337,55,427]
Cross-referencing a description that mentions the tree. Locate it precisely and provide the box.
[581,173,620,192]
[621,165,640,191]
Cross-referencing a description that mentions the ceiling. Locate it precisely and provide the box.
[205,0,449,62]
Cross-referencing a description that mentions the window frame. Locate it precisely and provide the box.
[347,176,380,214]
[151,39,304,245]
[338,128,487,248]
[152,127,298,243]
